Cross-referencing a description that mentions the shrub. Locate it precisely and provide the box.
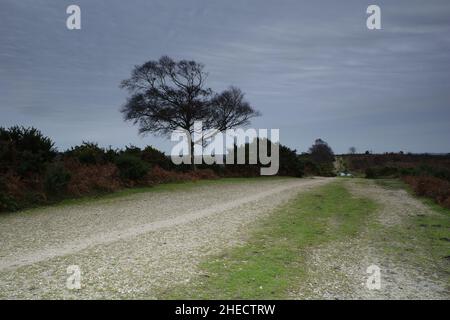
[402,175,450,209]
[0,193,19,212]
[65,160,121,196]
[0,126,56,176]
[65,142,106,165]
[278,145,304,177]
[317,163,336,177]
[190,169,218,180]
[145,166,181,184]
[365,166,399,179]
[115,154,149,181]
[145,166,217,185]
[104,146,120,163]
[142,145,173,170]
[0,174,20,211]
[0,171,42,211]
[122,145,142,157]
[365,167,376,179]
[44,163,71,195]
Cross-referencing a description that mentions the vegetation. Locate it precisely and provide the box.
[2,123,448,212]
[0,126,308,213]
[120,56,260,168]
[0,126,56,175]
[158,178,449,299]
[114,154,149,181]
[345,153,450,209]
[298,138,336,177]
[161,182,377,299]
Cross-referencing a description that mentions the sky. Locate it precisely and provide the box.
[1,0,449,154]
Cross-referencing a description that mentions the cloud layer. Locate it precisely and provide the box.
[1,0,449,153]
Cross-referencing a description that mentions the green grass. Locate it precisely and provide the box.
[160,181,377,299]
[374,178,408,190]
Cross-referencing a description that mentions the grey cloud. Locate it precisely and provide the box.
[0,0,449,154]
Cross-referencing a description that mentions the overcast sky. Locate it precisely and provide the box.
[1,0,449,154]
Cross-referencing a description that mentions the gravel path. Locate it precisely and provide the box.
[293,179,450,300]
[0,177,331,299]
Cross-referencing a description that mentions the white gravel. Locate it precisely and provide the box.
[0,177,331,299]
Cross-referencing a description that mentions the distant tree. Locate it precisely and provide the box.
[120,56,260,169]
[348,146,356,154]
[309,139,334,164]
[308,139,335,176]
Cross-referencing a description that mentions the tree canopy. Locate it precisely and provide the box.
[309,138,335,164]
[120,56,260,139]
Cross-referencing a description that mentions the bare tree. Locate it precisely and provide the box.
[120,56,260,169]
[348,146,356,154]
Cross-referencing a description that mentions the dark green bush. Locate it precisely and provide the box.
[142,145,172,170]
[278,145,304,177]
[317,162,336,177]
[65,142,106,165]
[115,154,149,181]
[365,167,376,179]
[44,163,71,195]
[0,193,19,212]
[122,145,142,157]
[0,126,56,175]
[0,176,19,212]
[104,146,120,163]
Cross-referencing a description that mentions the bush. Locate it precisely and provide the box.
[402,175,450,209]
[190,169,218,180]
[44,163,71,195]
[317,163,336,177]
[122,145,142,157]
[365,166,399,179]
[278,145,304,177]
[145,166,218,185]
[365,167,376,179]
[0,193,19,212]
[65,142,108,165]
[0,171,44,211]
[115,154,149,181]
[0,175,19,211]
[65,160,121,195]
[0,126,56,176]
[142,145,173,170]
[145,166,181,184]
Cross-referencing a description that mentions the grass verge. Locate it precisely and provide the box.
[160,181,377,299]
[13,176,293,214]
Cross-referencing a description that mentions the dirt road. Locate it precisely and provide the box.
[0,177,331,299]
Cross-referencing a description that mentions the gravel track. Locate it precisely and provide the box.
[292,179,450,300]
[0,177,331,299]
